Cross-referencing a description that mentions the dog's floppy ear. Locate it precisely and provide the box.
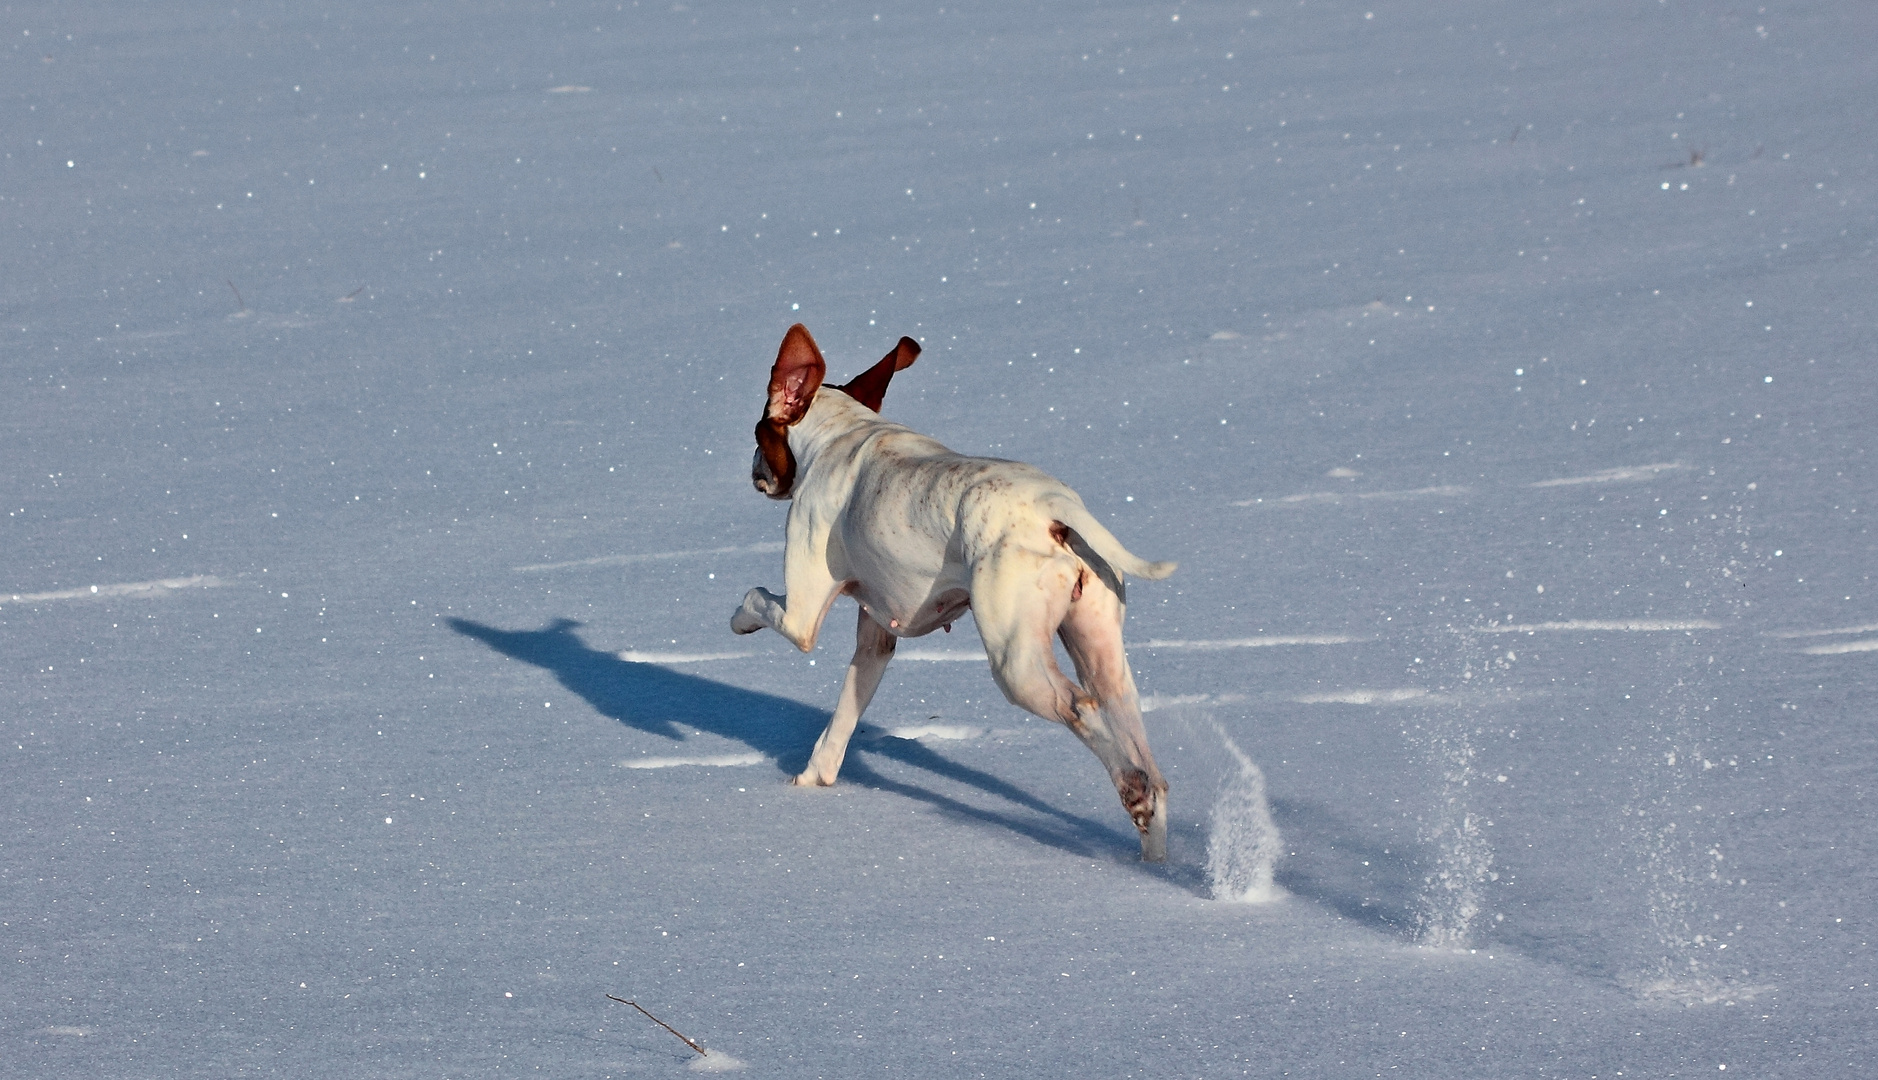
[831,336,920,414]
[766,323,826,426]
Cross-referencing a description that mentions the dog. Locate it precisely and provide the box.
[731,324,1177,860]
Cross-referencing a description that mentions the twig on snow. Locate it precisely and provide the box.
[606,994,706,1057]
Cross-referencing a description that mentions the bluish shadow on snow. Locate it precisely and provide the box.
[1161,817,1223,897]
[832,754,1138,863]
[1267,797,1422,938]
[448,617,1142,863]
[450,617,820,754]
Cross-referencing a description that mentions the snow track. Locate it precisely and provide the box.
[621,753,769,770]
[515,541,784,573]
[2,575,223,606]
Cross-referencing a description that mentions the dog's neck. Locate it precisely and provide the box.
[786,388,879,473]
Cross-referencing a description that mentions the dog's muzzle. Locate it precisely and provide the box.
[752,416,796,499]
[751,446,782,497]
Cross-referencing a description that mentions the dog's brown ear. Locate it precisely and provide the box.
[766,324,826,426]
[831,336,920,414]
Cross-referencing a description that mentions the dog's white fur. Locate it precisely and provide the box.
[731,325,1176,860]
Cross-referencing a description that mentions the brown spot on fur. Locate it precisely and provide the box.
[1054,523,1126,605]
[1116,770,1157,830]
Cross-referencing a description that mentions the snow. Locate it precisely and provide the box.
[688,1048,748,1072]
[1201,721,1285,905]
[5,0,1876,1075]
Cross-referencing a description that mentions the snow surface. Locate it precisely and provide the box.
[5,0,1875,1075]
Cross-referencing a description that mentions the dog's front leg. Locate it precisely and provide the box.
[791,610,896,787]
[730,527,848,651]
[731,586,787,636]
[731,576,848,652]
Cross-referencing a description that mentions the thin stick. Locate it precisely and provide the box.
[227,279,246,311]
[606,995,706,1056]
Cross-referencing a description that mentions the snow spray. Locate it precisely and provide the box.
[1202,719,1285,903]
[1141,705,1284,901]
[1619,478,1768,1004]
[1409,628,1501,949]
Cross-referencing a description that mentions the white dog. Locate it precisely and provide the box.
[732,324,1177,860]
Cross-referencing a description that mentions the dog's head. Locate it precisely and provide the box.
[751,324,920,499]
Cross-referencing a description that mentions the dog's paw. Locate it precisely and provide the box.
[787,771,835,788]
[730,588,772,635]
[730,593,765,634]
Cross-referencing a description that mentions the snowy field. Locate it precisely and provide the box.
[5,0,1875,1075]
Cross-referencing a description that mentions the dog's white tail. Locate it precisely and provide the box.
[1040,492,1177,582]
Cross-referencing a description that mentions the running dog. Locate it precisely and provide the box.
[731,324,1176,860]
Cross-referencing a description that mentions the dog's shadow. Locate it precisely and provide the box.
[448,617,1139,861]
[1267,797,1421,935]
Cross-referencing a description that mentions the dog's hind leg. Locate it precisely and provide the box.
[791,609,896,787]
[973,547,1169,861]
[1056,568,1168,862]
